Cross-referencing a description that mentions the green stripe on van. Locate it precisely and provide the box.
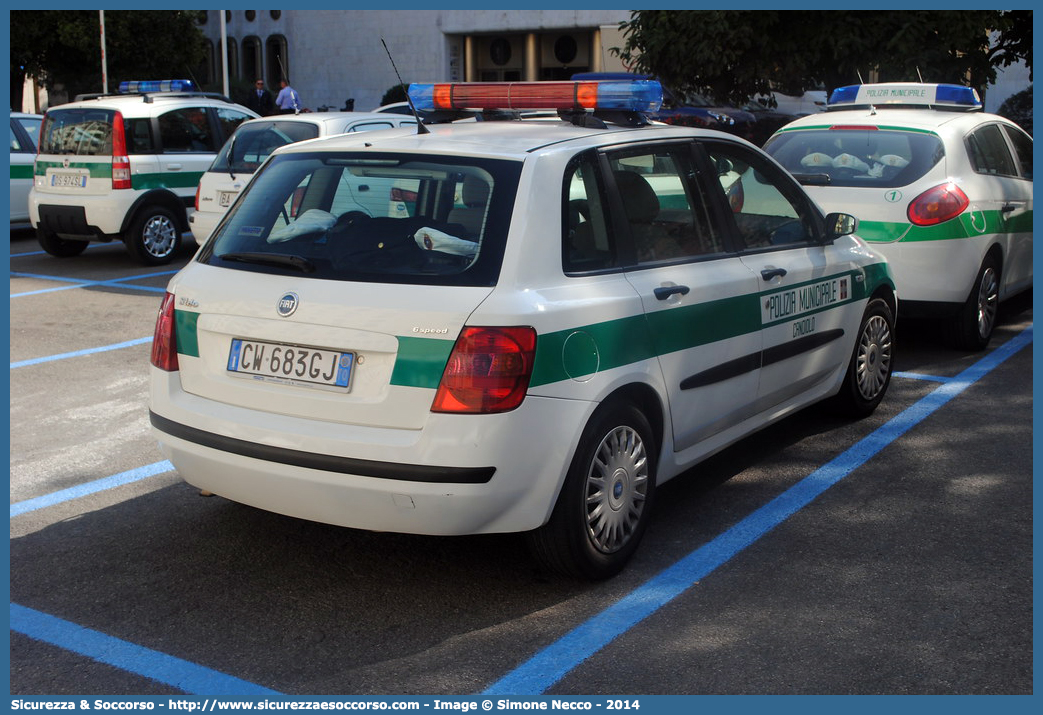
[132,171,205,190]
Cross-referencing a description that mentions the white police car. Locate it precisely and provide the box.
[29,80,257,265]
[149,80,896,579]
[764,82,1032,350]
[10,111,43,224]
[191,111,419,242]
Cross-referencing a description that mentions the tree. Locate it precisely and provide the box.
[616,10,1032,107]
[11,11,208,108]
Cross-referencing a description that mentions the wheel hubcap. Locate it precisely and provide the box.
[856,315,892,400]
[584,425,649,554]
[143,215,176,258]
[976,267,999,340]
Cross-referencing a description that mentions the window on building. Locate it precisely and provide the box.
[267,35,290,87]
[242,36,263,85]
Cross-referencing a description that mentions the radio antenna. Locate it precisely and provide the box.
[382,38,429,134]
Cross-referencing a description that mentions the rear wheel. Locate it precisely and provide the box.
[952,255,999,352]
[126,206,181,265]
[829,297,894,417]
[36,228,89,258]
[527,402,657,580]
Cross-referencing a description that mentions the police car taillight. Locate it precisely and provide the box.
[431,327,537,414]
[907,182,969,226]
[111,111,132,190]
[151,292,179,372]
[407,80,662,112]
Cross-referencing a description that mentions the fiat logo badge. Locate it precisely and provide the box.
[277,292,299,317]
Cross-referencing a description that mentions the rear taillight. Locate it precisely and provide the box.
[111,111,132,190]
[431,327,537,414]
[194,182,201,211]
[150,292,179,372]
[907,182,969,226]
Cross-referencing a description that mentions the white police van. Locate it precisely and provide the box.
[764,82,1032,350]
[29,80,257,265]
[149,80,896,578]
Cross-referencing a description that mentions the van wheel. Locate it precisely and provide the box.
[829,297,894,417]
[36,229,89,258]
[126,207,181,265]
[527,402,657,580]
[952,255,999,352]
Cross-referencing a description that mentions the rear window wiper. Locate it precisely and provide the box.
[218,251,316,273]
[792,172,832,186]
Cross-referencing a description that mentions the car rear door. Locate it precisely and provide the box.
[590,143,763,454]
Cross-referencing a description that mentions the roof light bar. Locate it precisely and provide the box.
[828,83,981,109]
[407,80,663,113]
[118,79,197,94]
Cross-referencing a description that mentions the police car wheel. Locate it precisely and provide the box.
[527,402,657,580]
[953,255,1000,352]
[36,229,89,258]
[829,297,894,417]
[127,207,181,266]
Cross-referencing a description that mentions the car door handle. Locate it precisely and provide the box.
[167,164,182,170]
[654,285,690,300]
[1001,203,1017,213]
[761,267,787,281]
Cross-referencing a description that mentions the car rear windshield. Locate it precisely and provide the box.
[209,121,321,174]
[197,151,522,287]
[764,127,945,188]
[38,108,115,156]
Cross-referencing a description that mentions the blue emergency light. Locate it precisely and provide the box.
[118,79,197,94]
[828,83,981,110]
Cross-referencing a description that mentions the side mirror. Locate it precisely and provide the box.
[824,212,858,240]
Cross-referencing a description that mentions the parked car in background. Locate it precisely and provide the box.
[10,111,43,225]
[192,112,419,242]
[29,80,257,264]
[764,82,1032,350]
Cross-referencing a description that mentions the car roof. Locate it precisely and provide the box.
[236,111,415,131]
[777,106,1008,136]
[272,116,744,160]
[45,92,254,118]
[11,111,43,119]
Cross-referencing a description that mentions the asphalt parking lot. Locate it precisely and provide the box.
[8,226,1033,697]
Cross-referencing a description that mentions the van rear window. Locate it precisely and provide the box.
[39,109,115,156]
[198,151,522,287]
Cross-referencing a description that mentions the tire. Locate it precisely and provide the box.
[829,297,894,418]
[126,206,181,265]
[36,228,89,258]
[527,402,657,580]
[952,255,1000,352]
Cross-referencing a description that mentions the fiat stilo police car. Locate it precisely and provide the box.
[764,82,1032,350]
[149,80,896,579]
[29,80,257,265]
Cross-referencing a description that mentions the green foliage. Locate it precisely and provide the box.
[380,84,409,107]
[998,85,1032,135]
[617,10,1032,106]
[11,11,208,100]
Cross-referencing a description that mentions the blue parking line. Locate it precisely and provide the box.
[11,269,175,297]
[483,326,1033,694]
[11,336,153,369]
[892,370,951,383]
[10,460,175,518]
[10,604,282,696]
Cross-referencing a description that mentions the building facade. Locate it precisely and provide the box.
[195,10,632,112]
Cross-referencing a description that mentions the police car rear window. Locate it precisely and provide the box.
[198,151,522,287]
[39,109,115,156]
[764,128,945,188]
[210,121,321,174]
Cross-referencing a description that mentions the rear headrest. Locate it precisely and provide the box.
[614,171,659,224]
[461,175,490,207]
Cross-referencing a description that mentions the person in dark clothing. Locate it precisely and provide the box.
[246,79,275,116]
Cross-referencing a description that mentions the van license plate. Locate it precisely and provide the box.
[50,172,87,188]
[227,339,353,389]
[218,191,237,207]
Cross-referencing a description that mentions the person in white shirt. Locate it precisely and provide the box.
[275,78,301,114]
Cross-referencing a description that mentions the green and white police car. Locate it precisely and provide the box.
[29,80,257,265]
[149,80,896,579]
[764,82,1032,350]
